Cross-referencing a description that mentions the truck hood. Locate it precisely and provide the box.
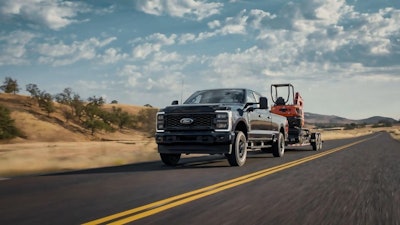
[161,104,243,113]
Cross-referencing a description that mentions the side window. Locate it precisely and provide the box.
[246,91,257,103]
[253,92,261,103]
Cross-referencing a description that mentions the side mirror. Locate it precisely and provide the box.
[259,97,268,109]
[171,100,179,105]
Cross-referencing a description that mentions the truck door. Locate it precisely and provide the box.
[246,91,273,141]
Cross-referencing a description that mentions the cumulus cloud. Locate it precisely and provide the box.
[135,0,223,21]
[100,48,129,64]
[0,0,91,30]
[132,33,177,59]
[0,30,36,65]
[37,37,117,66]
[120,49,196,98]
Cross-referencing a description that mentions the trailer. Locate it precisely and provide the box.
[270,83,323,151]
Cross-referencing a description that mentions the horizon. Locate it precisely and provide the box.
[1,0,399,120]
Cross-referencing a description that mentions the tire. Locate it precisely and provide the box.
[272,132,285,157]
[227,131,247,166]
[311,133,322,151]
[160,153,181,166]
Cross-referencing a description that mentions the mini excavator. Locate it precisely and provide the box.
[270,83,322,150]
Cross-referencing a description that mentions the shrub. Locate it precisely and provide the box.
[0,105,21,139]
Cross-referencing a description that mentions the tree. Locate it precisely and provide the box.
[83,96,112,135]
[38,92,55,117]
[136,108,158,136]
[26,83,42,107]
[1,77,20,94]
[111,106,133,129]
[26,83,41,98]
[87,96,105,107]
[71,94,85,120]
[55,88,73,105]
[55,88,78,122]
[0,104,21,139]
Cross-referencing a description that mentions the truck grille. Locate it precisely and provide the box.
[165,114,215,130]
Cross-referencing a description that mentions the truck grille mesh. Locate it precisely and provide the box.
[165,114,215,130]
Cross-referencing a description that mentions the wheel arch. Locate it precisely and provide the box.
[234,120,248,138]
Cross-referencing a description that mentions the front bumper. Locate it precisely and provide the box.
[155,131,234,154]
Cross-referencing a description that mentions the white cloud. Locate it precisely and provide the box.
[147,33,176,45]
[207,20,220,29]
[0,0,90,30]
[132,33,176,59]
[100,48,129,64]
[37,37,117,66]
[0,30,36,65]
[178,33,196,44]
[119,49,196,99]
[135,0,223,21]
[219,11,248,35]
[132,43,161,59]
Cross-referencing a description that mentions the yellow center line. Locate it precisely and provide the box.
[82,135,376,225]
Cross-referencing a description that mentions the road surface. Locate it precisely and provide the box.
[0,132,399,225]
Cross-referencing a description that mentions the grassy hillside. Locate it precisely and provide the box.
[305,112,397,126]
[0,93,152,143]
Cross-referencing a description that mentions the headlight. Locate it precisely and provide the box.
[215,111,231,131]
[156,112,165,132]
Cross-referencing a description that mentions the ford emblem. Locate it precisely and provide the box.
[180,118,194,125]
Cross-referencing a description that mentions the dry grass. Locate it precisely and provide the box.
[0,140,158,177]
[320,126,400,141]
[0,93,158,178]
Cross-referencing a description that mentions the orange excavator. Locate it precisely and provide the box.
[270,83,322,150]
[270,83,304,129]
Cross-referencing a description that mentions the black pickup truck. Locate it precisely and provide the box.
[155,88,288,166]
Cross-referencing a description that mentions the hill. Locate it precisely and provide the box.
[305,112,397,126]
[358,116,398,124]
[0,93,152,143]
[304,112,353,125]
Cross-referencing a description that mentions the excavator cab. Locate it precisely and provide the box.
[270,83,304,129]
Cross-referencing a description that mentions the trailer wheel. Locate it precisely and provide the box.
[227,131,247,166]
[160,153,181,166]
[311,133,322,151]
[272,132,285,157]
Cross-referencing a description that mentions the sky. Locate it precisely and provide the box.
[0,0,399,120]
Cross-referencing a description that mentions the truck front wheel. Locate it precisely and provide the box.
[227,131,247,166]
[160,153,181,166]
[272,132,285,157]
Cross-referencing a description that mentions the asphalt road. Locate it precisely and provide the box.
[0,132,399,225]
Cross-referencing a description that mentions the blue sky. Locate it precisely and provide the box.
[0,0,399,120]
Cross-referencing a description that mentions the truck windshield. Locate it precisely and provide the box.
[184,89,245,104]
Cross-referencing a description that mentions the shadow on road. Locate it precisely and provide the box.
[44,155,231,176]
[44,147,317,177]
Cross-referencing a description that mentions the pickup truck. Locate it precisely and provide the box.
[155,88,289,166]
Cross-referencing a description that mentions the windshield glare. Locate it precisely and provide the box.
[184,89,245,104]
